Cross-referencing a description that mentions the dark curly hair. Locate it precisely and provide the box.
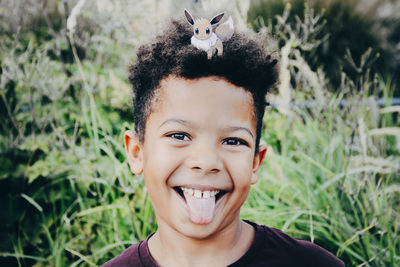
[129,19,278,153]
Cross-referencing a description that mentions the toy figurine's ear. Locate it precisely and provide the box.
[184,9,194,25]
[210,12,224,25]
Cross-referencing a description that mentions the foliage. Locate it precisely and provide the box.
[0,0,399,266]
[248,0,400,93]
[242,5,400,266]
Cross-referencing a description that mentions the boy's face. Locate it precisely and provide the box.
[125,76,266,239]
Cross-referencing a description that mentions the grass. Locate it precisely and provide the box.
[243,95,400,266]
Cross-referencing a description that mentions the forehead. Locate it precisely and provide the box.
[149,76,256,130]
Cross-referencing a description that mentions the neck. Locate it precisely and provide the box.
[148,218,254,267]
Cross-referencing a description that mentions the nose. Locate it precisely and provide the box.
[186,141,222,174]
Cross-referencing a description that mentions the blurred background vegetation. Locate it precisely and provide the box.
[0,0,399,266]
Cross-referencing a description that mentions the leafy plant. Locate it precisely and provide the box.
[248,0,400,93]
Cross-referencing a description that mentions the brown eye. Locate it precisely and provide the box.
[206,28,210,34]
[223,138,248,146]
[166,132,190,141]
[195,28,199,34]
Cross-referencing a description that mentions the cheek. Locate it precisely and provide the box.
[227,153,254,187]
[143,140,183,186]
[143,146,177,214]
[227,156,253,212]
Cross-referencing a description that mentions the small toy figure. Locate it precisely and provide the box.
[184,9,234,59]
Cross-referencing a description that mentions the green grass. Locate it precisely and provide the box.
[243,97,400,266]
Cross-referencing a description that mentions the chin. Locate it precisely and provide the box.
[177,222,221,240]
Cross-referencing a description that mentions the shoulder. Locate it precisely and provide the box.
[101,242,143,267]
[295,238,345,266]
[262,225,344,266]
[236,221,344,267]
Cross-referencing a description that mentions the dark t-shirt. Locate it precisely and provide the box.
[102,220,344,266]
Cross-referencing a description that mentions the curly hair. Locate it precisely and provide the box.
[129,19,278,153]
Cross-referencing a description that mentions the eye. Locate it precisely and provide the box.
[222,138,248,146]
[206,27,210,34]
[167,133,190,141]
[195,28,199,34]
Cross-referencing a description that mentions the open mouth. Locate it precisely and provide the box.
[173,186,228,225]
[173,186,227,203]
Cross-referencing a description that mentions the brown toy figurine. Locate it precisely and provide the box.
[184,9,234,59]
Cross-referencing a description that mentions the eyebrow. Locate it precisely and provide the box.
[159,119,192,129]
[226,126,254,140]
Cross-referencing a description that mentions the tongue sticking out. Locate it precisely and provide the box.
[183,191,216,225]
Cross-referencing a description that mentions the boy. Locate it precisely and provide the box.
[102,11,344,267]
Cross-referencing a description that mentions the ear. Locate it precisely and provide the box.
[124,130,144,174]
[210,12,224,25]
[250,142,267,184]
[184,9,194,25]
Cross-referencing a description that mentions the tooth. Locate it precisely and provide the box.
[189,188,194,196]
[194,189,202,198]
[203,191,210,198]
